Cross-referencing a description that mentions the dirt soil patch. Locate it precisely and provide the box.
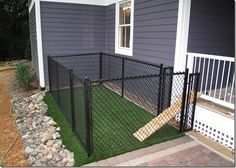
[0,69,29,166]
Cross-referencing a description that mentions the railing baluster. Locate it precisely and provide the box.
[229,74,235,103]
[209,59,215,97]
[187,52,234,108]
[214,60,220,98]
[200,58,206,92]
[219,61,226,99]
[224,61,231,101]
[204,58,210,95]
[193,57,197,73]
[198,57,201,73]
[187,54,194,73]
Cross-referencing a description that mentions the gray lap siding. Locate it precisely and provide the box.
[105,4,115,54]
[103,0,178,79]
[40,2,106,84]
[39,0,179,85]
[104,0,179,65]
[133,0,178,66]
[187,0,234,57]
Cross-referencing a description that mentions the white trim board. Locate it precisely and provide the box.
[35,0,45,88]
[174,0,191,72]
[39,0,118,6]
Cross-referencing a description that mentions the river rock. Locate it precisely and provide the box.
[11,91,75,166]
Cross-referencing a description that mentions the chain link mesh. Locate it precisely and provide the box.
[90,72,189,157]
[73,75,87,148]
[48,53,199,158]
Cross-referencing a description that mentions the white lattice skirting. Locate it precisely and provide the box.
[193,105,234,150]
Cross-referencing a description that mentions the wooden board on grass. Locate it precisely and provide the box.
[133,92,200,142]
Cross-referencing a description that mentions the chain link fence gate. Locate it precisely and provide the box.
[48,52,199,157]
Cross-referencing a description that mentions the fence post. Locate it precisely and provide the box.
[157,64,163,115]
[99,52,103,83]
[84,77,93,157]
[55,62,60,106]
[166,67,173,109]
[47,55,52,91]
[184,73,192,130]
[190,73,200,130]
[179,68,189,132]
[121,58,125,97]
[162,68,167,110]
[69,68,76,132]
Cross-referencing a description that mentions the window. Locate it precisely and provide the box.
[115,0,133,56]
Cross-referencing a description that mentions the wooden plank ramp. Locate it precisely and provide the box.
[133,92,199,142]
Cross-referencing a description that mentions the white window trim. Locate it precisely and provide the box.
[115,0,134,56]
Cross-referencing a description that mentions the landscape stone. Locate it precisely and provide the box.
[46,153,53,160]
[28,156,36,164]
[25,146,33,157]
[34,160,42,167]
[11,91,75,166]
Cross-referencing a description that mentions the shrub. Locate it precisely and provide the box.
[15,62,33,90]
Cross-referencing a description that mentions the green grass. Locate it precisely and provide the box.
[44,86,184,166]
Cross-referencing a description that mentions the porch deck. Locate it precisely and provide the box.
[197,98,234,119]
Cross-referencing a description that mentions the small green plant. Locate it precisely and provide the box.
[15,62,33,90]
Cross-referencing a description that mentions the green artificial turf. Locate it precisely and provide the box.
[44,93,89,166]
[44,86,184,166]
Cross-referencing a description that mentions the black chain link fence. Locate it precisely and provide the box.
[48,52,199,158]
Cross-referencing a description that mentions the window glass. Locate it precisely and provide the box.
[118,1,131,49]
[124,2,131,24]
[119,27,125,47]
[119,26,130,48]
[119,3,125,25]
[126,26,130,47]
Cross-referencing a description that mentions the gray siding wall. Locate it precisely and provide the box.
[40,2,106,83]
[188,0,234,57]
[39,0,179,85]
[105,4,115,54]
[133,0,179,66]
[29,5,39,78]
[104,0,179,66]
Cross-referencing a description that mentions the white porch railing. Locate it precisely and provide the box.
[187,52,235,109]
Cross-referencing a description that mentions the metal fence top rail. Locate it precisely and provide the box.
[90,71,186,83]
[48,52,162,68]
[49,52,98,58]
[48,52,187,84]
[102,52,161,68]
